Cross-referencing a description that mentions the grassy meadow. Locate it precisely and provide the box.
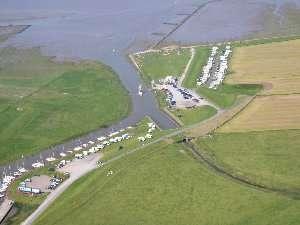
[100,117,168,161]
[196,83,261,108]
[134,48,190,84]
[195,129,300,191]
[0,47,130,165]
[33,140,300,225]
[169,105,217,126]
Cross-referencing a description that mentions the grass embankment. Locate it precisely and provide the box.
[195,129,300,192]
[134,48,190,84]
[196,83,262,108]
[6,167,67,225]
[34,140,300,225]
[100,117,168,161]
[0,47,130,165]
[169,106,217,126]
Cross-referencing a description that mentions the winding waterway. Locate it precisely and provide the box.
[0,0,299,176]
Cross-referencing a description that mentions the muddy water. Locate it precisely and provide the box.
[0,0,299,175]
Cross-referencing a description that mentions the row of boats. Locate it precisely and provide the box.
[0,121,157,200]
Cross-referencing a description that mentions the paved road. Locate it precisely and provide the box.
[21,154,101,225]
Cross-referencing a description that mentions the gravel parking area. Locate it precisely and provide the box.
[26,175,51,193]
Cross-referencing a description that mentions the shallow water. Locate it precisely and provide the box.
[0,0,299,175]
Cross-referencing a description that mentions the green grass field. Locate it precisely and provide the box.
[196,83,262,108]
[170,105,217,126]
[0,47,130,165]
[134,48,190,84]
[182,47,210,89]
[195,129,300,191]
[33,140,300,225]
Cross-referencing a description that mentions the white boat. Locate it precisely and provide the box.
[60,152,67,157]
[73,146,83,151]
[97,136,106,141]
[46,157,56,162]
[13,171,22,177]
[32,162,44,168]
[2,176,15,184]
[18,167,27,173]
[88,141,95,145]
[138,85,143,96]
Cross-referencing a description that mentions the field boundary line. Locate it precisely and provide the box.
[184,141,300,199]
[213,95,257,132]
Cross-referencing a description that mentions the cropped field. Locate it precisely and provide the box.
[134,48,190,83]
[0,47,130,165]
[34,141,300,225]
[219,94,300,132]
[196,129,300,191]
[227,39,300,95]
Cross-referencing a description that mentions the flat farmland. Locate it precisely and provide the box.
[0,47,130,165]
[219,95,300,132]
[227,39,300,95]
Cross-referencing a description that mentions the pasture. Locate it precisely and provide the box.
[196,83,261,108]
[0,47,130,165]
[170,105,217,126]
[227,39,300,95]
[195,129,300,191]
[33,141,300,225]
[218,94,300,132]
[134,48,190,84]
